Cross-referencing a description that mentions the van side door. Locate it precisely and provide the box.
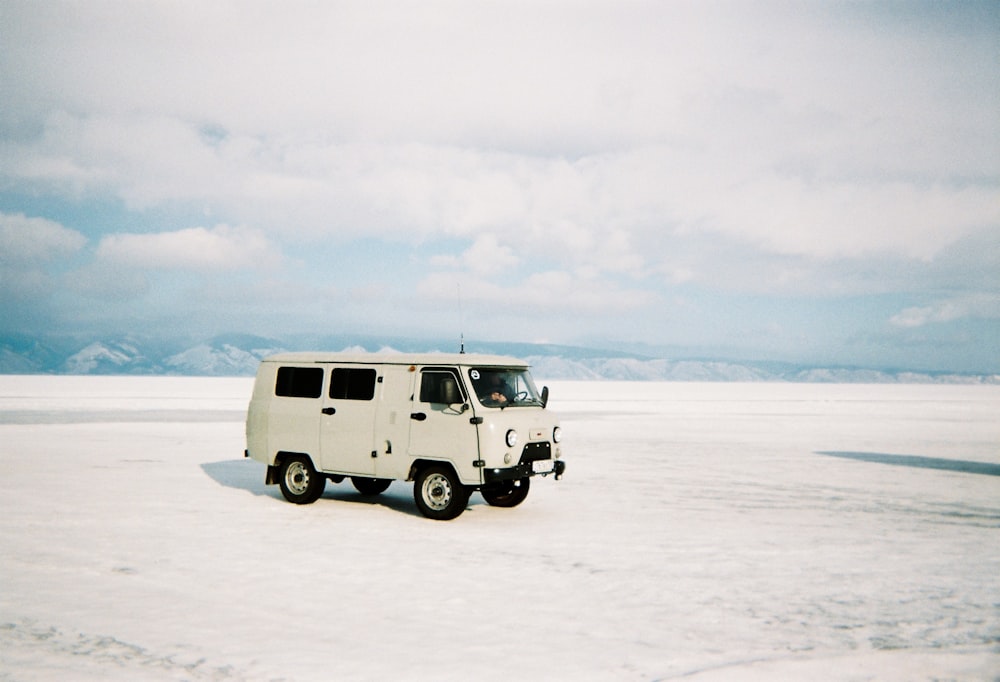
[319,366,378,476]
[370,365,414,481]
[407,367,482,485]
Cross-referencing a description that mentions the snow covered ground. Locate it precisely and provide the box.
[1,376,998,681]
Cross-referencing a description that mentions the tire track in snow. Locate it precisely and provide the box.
[0,620,270,681]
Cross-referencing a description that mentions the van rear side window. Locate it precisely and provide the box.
[329,368,377,401]
[275,366,324,398]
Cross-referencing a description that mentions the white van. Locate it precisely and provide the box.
[245,352,565,520]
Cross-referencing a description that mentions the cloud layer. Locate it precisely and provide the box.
[1,1,997,370]
[96,226,276,271]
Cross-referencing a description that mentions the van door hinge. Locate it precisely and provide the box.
[473,460,485,468]
[469,417,483,425]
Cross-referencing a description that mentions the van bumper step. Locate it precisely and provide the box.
[483,459,565,483]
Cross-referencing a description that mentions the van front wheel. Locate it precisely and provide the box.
[279,455,325,504]
[482,477,530,507]
[414,466,470,520]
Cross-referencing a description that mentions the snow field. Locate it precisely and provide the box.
[0,377,998,681]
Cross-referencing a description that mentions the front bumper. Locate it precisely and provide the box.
[484,458,565,483]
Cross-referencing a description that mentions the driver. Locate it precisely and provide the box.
[480,372,514,406]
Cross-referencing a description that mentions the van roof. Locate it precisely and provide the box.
[261,352,530,368]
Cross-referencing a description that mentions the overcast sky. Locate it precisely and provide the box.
[1,1,998,371]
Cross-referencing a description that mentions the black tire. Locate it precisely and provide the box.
[481,477,531,507]
[351,477,392,496]
[413,465,470,520]
[278,455,325,504]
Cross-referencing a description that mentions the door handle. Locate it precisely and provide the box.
[410,412,427,421]
[321,407,336,415]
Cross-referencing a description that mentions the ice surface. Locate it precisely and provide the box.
[1,376,997,681]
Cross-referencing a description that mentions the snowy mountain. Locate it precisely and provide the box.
[1,333,997,383]
[63,341,156,375]
[525,356,773,381]
[164,344,273,376]
[526,355,999,384]
[0,347,43,374]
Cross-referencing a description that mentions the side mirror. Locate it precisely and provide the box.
[541,386,549,409]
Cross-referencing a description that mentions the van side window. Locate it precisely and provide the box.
[419,369,465,405]
[329,368,377,401]
[275,366,324,398]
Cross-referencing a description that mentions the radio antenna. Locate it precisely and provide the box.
[458,283,465,354]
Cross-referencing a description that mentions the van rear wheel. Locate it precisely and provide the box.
[279,455,325,504]
[482,477,531,507]
[414,465,470,520]
[352,477,392,495]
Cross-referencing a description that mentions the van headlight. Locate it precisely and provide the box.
[552,426,562,443]
[505,429,518,448]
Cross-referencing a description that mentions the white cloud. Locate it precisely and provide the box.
[416,269,655,317]
[890,294,1000,329]
[8,113,995,273]
[430,233,519,275]
[0,211,86,264]
[96,225,277,271]
[709,177,1000,261]
[0,2,713,146]
[0,212,86,304]
[2,1,996,278]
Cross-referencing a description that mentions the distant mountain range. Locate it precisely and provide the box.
[1,333,997,384]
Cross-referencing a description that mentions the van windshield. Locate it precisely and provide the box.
[469,367,542,408]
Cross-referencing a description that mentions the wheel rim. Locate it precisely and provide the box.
[421,472,453,511]
[285,461,311,496]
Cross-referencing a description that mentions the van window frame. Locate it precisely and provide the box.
[328,367,377,401]
[417,367,468,405]
[468,366,542,408]
[274,366,325,399]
